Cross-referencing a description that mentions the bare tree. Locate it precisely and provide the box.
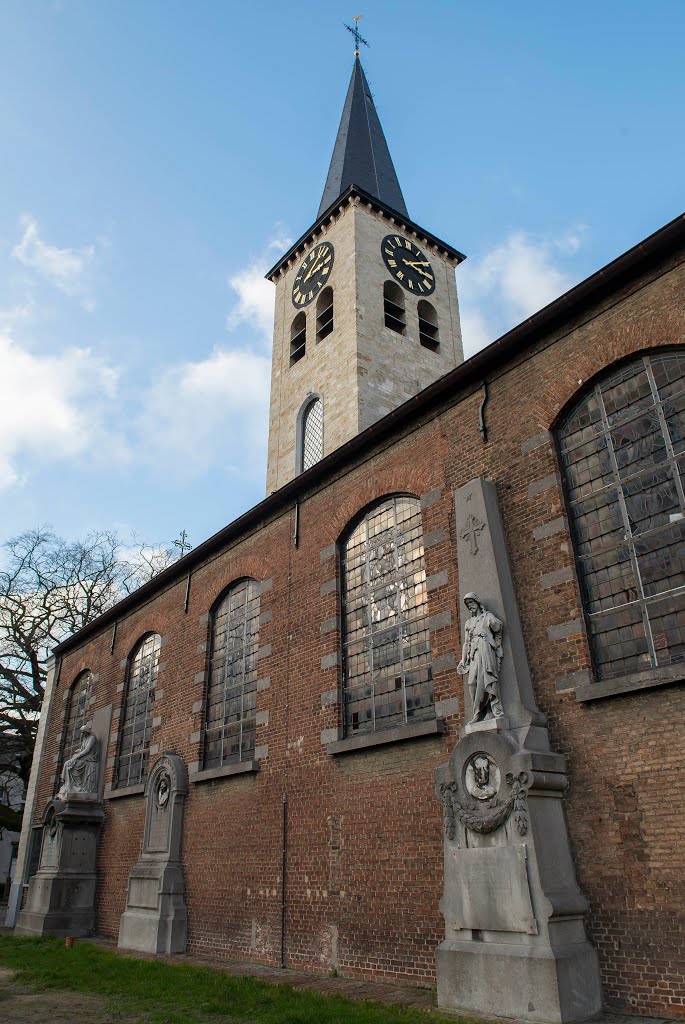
[0,527,178,798]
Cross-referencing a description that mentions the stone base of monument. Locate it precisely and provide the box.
[437,940,602,1023]
[118,862,188,954]
[118,752,189,955]
[15,797,104,938]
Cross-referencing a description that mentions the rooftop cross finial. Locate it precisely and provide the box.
[173,529,192,557]
[344,15,369,57]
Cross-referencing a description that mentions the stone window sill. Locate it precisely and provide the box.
[327,717,444,756]
[104,783,145,800]
[190,760,259,784]
[576,663,685,702]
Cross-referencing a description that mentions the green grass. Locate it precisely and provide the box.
[0,936,464,1024]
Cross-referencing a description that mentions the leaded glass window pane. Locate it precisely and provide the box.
[558,351,685,679]
[58,671,93,786]
[114,633,161,789]
[203,579,260,770]
[342,495,434,735]
[302,399,323,471]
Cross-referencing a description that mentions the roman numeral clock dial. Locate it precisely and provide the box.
[381,235,435,295]
[292,242,335,307]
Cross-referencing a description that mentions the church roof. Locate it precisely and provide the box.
[318,57,408,219]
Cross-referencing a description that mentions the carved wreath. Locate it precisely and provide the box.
[439,771,529,838]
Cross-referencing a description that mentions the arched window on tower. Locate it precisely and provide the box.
[384,281,406,335]
[203,579,260,770]
[557,350,685,682]
[341,495,434,736]
[114,633,161,789]
[58,670,93,784]
[418,300,439,351]
[290,312,306,366]
[299,396,324,473]
[316,287,334,342]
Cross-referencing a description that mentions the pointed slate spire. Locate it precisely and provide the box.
[318,58,408,219]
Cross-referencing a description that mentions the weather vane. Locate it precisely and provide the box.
[344,15,369,57]
[173,529,192,557]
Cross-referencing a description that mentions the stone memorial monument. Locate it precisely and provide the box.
[15,725,105,937]
[435,478,602,1023]
[118,751,188,954]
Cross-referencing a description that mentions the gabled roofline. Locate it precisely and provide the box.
[265,184,466,282]
[54,211,685,658]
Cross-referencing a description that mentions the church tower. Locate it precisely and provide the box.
[265,54,465,494]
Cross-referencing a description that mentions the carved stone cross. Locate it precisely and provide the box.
[461,513,485,555]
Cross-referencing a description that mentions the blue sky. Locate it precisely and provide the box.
[0,1,683,555]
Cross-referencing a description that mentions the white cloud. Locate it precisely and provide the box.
[0,329,120,489]
[12,215,98,310]
[138,346,271,481]
[458,227,586,358]
[226,229,293,342]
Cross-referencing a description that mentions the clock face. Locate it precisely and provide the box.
[292,242,334,307]
[381,235,436,295]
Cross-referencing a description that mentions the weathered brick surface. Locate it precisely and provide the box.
[34,246,685,1015]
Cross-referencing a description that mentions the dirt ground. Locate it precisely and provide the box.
[0,966,122,1023]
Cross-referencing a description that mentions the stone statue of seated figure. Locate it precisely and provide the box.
[57,725,99,800]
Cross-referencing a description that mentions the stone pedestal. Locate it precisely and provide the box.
[118,752,188,954]
[15,796,104,937]
[434,478,602,1023]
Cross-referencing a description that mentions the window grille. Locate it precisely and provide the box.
[302,398,324,471]
[384,281,406,334]
[316,287,334,342]
[557,351,685,679]
[341,495,434,735]
[290,312,306,365]
[418,300,439,351]
[114,633,161,788]
[203,579,260,769]
[58,671,93,784]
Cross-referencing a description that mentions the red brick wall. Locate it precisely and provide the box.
[34,247,685,1016]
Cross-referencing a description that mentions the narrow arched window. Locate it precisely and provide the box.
[557,351,685,680]
[384,281,406,334]
[203,579,260,769]
[300,396,324,472]
[316,287,334,342]
[58,670,93,781]
[290,312,306,365]
[114,633,161,789]
[418,300,439,351]
[341,495,434,736]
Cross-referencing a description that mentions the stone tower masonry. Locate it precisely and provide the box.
[265,58,466,493]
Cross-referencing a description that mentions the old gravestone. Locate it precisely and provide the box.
[435,478,602,1023]
[118,751,188,954]
[15,705,111,937]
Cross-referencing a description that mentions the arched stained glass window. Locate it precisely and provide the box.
[341,495,434,735]
[203,579,260,770]
[557,351,685,679]
[301,397,324,472]
[59,670,93,780]
[114,633,161,789]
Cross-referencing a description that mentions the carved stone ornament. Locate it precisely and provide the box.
[456,593,505,724]
[439,769,529,839]
[156,771,171,809]
[465,752,500,800]
[57,725,99,800]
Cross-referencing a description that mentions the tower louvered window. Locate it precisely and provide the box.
[114,633,161,789]
[290,312,306,365]
[203,579,260,769]
[302,397,324,471]
[384,281,406,334]
[557,351,685,680]
[341,495,434,735]
[418,300,439,351]
[58,670,93,782]
[316,287,334,342]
